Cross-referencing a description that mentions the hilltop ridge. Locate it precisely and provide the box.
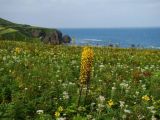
[0,18,71,44]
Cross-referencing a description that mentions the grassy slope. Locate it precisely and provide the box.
[0,18,57,41]
[0,28,17,35]
[0,40,160,119]
[0,18,15,26]
[0,26,5,31]
[0,18,31,41]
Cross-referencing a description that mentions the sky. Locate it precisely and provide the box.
[0,0,160,28]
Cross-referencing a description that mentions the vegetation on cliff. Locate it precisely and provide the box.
[0,18,71,44]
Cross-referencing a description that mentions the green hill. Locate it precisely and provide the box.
[0,18,16,26]
[0,18,70,44]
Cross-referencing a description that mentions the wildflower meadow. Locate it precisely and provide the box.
[0,41,160,120]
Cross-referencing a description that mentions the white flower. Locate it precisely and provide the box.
[69,82,75,85]
[87,115,92,119]
[36,110,44,114]
[99,80,102,82]
[125,105,128,108]
[142,84,146,90]
[98,104,105,108]
[112,86,116,90]
[71,60,76,65]
[63,91,69,99]
[137,115,145,120]
[151,115,157,120]
[97,104,105,112]
[119,101,125,109]
[125,89,129,93]
[151,110,156,114]
[62,83,67,88]
[3,56,6,61]
[58,80,62,83]
[122,114,127,119]
[147,106,156,114]
[124,109,131,114]
[99,64,105,71]
[83,87,87,90]
[98,95,105,103]
[25,88,28,91]
[147,106,155,110]
[136,91,139,95]
[57,117,66,120]
[91,102,96,106]
[120,82,128,89]
[99,64,105,68]
[78,106,85,111]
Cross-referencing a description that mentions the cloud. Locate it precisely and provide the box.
[0,0,160,28]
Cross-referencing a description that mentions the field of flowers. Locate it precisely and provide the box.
[0,41,160,120]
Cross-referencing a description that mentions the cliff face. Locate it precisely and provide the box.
[42,30,62,44]
[0,18,71,44]
[31,28,63,44]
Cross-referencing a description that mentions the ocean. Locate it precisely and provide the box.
[60,28,160,48]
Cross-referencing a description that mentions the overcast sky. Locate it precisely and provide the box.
[0,0,160,28]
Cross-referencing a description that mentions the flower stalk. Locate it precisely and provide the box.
[78,47,94,106]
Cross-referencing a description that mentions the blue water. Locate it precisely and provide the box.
[60,28,160,48]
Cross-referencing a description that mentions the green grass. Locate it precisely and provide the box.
[0,27,5,31]
[0,28,17,35]
[0,40,160,120]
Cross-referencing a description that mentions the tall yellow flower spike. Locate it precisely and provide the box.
[79,47,94,85]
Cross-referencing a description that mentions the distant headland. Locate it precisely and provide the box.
[0,18,71,44]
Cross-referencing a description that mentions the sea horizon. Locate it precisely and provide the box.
[59,27,160,29]
[60,27,160,48]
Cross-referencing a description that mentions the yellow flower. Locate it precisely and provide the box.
[58,106,63,112]
[55,111,60,118]
[108,99,114,107]
[79,47,94,85]
[142,95,150,101]
[14,47,21,54]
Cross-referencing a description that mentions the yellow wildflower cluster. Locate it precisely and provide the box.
[14,47,21,54]
[142,95,150,101]
[79,47,94,85]
[55,106,63,118]
[107,99,114,108]
[57,106,63,112]
[55,111,60,118]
